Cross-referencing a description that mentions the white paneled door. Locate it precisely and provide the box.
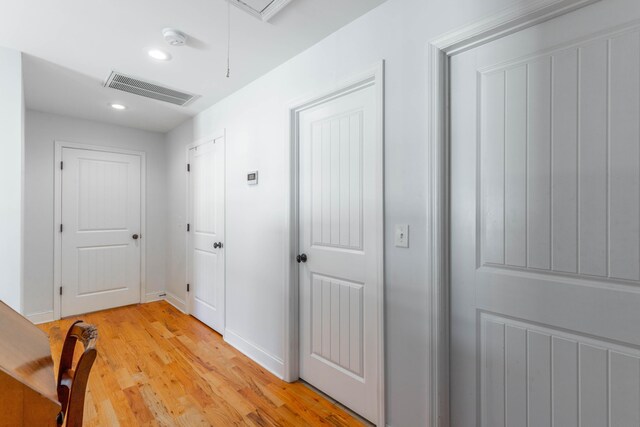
[188,137,225,335]
[450,5,640,426]
[298,82,381,424]
[61,148,142,317]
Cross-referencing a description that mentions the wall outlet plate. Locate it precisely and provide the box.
[395,224,409,248]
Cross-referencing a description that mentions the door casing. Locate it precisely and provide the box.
[284,62,385,426]
[53,141,147,320]
[184,132,227,333]
[426,0,602,424]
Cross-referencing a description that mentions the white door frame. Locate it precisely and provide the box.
[53,140,147,320]
[184,131,227,332]
[283,62,385,425]
[425,0,601,424]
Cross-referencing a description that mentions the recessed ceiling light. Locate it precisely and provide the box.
[110,103,127,110]
[148,49,171,61]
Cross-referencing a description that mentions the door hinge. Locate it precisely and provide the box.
[187,283,190,292]
[60,161,64,170]
[187,224,190,232]
[60,224,63,232]
[59,286,63,295]
[187,163,190,172]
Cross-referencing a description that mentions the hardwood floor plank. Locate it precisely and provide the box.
[38,301,365,426]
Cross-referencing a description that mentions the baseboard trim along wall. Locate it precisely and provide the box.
[165,292,186,313]
[224,328,285,379]
[145,290,166,303]
[26,310,54,324]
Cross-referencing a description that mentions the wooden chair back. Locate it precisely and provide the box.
[56,320,98,427]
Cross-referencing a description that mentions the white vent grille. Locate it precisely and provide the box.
[104,71,198,106]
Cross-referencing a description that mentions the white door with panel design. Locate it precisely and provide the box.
[188,137,225,334]
[61,148,142,317]
[450,3,640,426]
[298,83,381,424]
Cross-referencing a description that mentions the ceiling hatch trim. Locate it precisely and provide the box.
[232,0,293,22]
[103,71,199,107]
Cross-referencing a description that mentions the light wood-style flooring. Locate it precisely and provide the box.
[38,301,364,426]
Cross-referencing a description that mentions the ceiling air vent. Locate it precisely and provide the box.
[104,71,198,106]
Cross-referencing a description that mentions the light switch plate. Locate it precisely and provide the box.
[395,224,409,248]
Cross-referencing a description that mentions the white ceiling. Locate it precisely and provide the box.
[0,0,387,133]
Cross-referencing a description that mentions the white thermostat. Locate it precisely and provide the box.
[247,171,258,185]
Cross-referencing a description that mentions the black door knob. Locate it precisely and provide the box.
[296,253,307,263]
[132,234,139,240]
[213,242,223,249]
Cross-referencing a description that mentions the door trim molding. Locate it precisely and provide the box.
[53,140,147,320]
[184,131,227,332]
[284,61,385,425]
[426,0,600,424]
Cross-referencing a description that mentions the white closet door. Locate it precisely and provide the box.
[61,148,141,317]
[450,3,640,425]
[188,137,225,334]
[298,83,381,424]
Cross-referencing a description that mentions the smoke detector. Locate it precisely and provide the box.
[162,28,187,47]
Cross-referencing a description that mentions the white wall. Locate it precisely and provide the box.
[0,47,24,312]
[164,0,521,425]
[23,110,167,317]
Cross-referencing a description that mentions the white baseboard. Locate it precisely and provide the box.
[144,290,165,303]
[224,328,284,379]
[165,292,186,313]
[26,310,54,325]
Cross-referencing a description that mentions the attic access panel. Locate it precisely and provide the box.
[231,0,293,21]
[242,0,273,12]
